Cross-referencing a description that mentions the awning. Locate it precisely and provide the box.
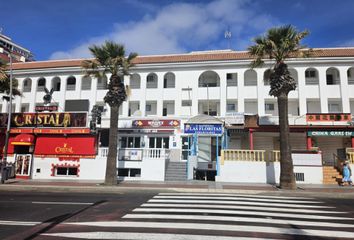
[34,135,96,156]
[11,134,35,146]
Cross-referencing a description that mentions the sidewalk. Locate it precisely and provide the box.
[1,178,354,195]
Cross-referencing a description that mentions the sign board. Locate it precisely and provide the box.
[184,124,223,135]
[35,105,58,112]
[0,112,87,128]
[308,131,354,137]
[132,119,180,128]
[224,112,244,125]
[306,113,352,122]
[118,149,143,161]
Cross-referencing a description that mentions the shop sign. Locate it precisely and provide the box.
[306,113,352,122]
[308,131,354,137]
[225,112,244,124]
[35,105,58,112]
[132,119,180,128]
[0,112,87,128]
[184,124,223,135]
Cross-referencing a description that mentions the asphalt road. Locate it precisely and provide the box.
[1,190,354,240]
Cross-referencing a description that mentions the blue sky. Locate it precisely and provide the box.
[2,0,354,60]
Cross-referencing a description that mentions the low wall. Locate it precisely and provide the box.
[32,156,106,180]
[117,158,165,181]
[217,152,323,184]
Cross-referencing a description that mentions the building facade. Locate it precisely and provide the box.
[2,48,354,183]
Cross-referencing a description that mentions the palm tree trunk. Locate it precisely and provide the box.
[105,105,119,185]
[278,93,296,189]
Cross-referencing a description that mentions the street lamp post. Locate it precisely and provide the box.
[1,49,13,184]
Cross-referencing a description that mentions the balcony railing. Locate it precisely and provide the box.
[98,147,169,160]
[221,150,266,164]
[347,148,354,164]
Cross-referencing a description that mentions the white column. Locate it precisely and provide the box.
[317,67,328,113]
[219,71,227,117]
[256,68,265,116]
[191,72,199,116]
[121,75,129,117]
[339,67,350,113]
[156,72,164,117]
[296,67,307,116]
[237,69,245,112]
[29,78,37,112]
[140,73,147,116]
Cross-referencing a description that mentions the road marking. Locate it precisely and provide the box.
[133,207,354,220]
[148,199,333,208]
[153,195,322,204]
[159,192,314,200]
[123,213,354,228]
[32,201,93,205]
[141,203,344,214]
[0,220,40,226]
[66,221,354,238]
[42,232,279,240]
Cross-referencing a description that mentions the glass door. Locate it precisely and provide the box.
[15,154,32,176]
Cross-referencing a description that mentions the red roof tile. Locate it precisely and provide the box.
[11,48,354,70]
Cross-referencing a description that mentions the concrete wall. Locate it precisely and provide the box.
[217,153,323,184]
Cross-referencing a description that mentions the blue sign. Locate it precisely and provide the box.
[184,124,223,135]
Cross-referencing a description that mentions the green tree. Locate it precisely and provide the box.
[248,25,310,189]
[82,41,137,185]
[0,59,21,96]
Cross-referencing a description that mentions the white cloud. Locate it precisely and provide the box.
[50,0,279,60]
[339,39,354,47]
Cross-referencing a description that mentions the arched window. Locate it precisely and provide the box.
[52,77,61,91]
[81,76,92,90]
[326,67,340,85]
[263,69,271,85]
[37,77,46,91]
[97,75,108,90]
[23,78,32,92]
[289,68,298,86]
[163,72,175,88]
[66,76,76,90]
[305,68,319,85]
[146,73,158,88]
[348,67,354,85]
[198,71,220,87]
[244,69,257,86]
[130,74,141,89]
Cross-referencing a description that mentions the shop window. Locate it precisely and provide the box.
[55,167,78,176]
[120,136,141,148]
[149,137,169,149]
[118,168,141,177]
[65,99,89,112]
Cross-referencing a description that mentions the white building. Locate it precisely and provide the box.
[2,48,354,184]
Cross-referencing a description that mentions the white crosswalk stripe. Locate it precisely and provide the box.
[49,193,354,239]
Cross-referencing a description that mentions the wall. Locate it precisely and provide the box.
[217,153,323,184]
[31,156,106,181]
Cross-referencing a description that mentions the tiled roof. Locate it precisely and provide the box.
[11,48,354,70]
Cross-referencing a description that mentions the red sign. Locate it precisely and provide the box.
[35,105,58,112]
[34,135,96,156]
[132,119,180,128]
[306,113,352,122]
[33,128,90,134]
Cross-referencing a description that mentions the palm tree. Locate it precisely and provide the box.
[0,59,21,96]
[248,25,310,189]
[82,41,137,185]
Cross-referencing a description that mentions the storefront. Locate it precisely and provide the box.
[0,112,99,180]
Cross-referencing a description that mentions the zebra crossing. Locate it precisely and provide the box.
[44,192,354,239]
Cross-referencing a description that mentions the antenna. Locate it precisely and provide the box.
[224,27,232,49]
